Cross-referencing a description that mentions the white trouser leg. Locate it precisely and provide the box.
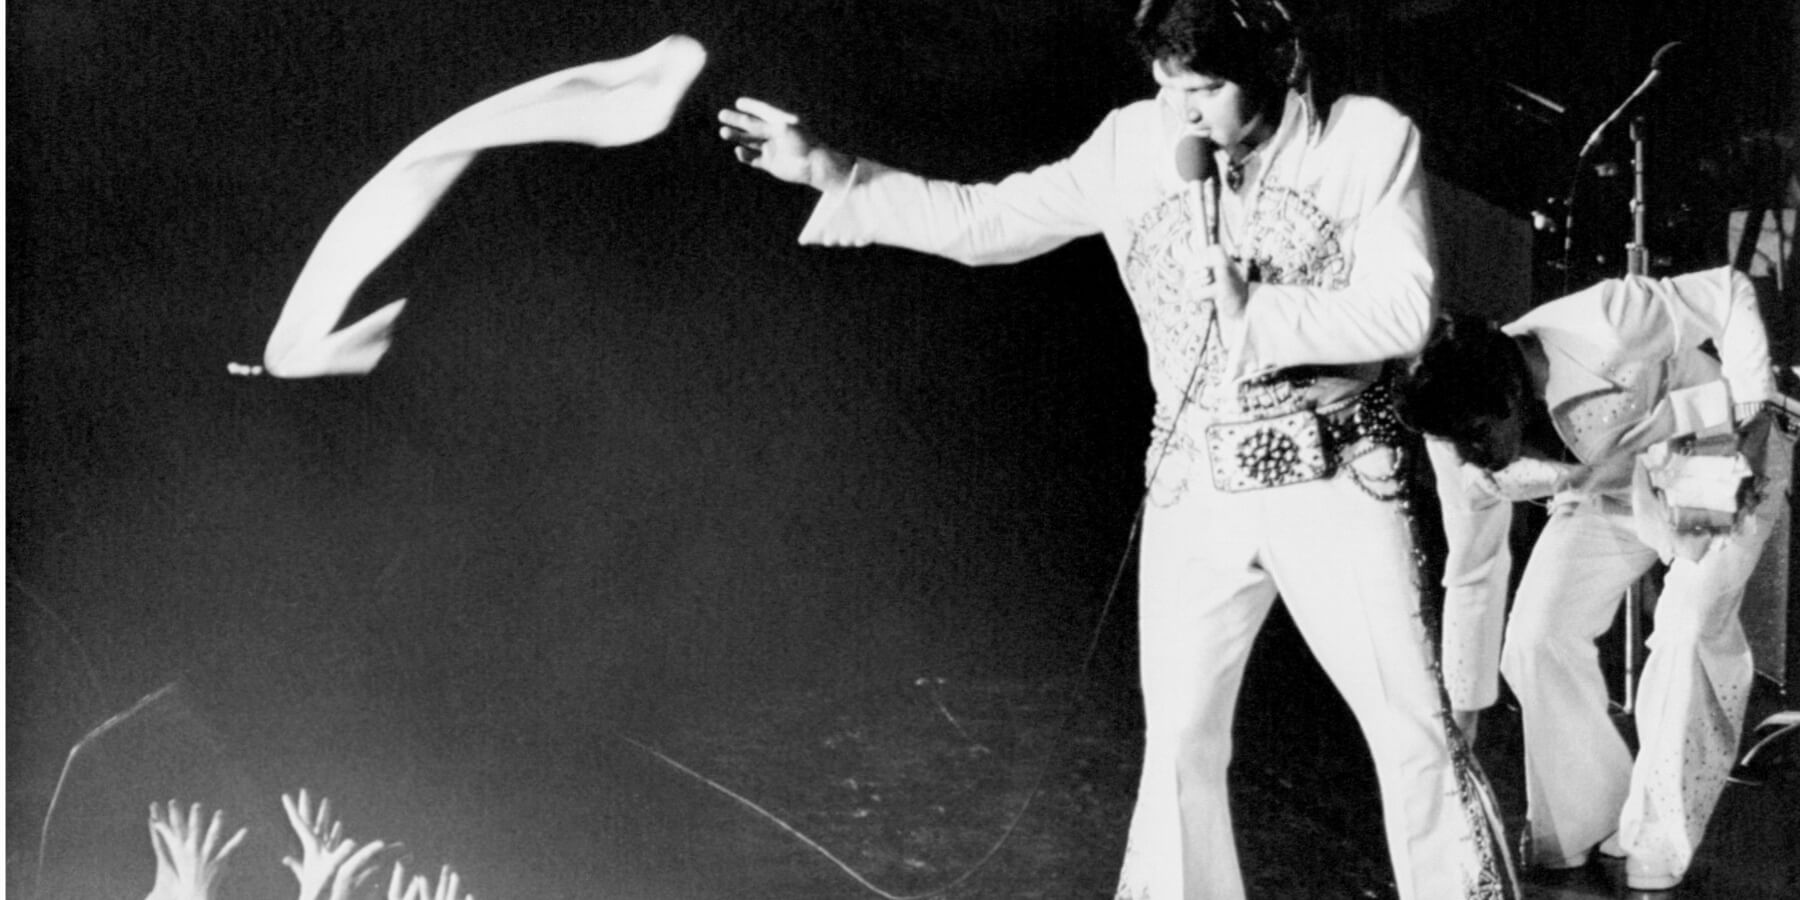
[1262,467,1487,900]
[1501,499,1654,865]
[1619,453,1789,878]
[1115,485,1275,900]
[1114,455,1488,900]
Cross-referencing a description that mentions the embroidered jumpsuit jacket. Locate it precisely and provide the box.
[800,87,1499,900]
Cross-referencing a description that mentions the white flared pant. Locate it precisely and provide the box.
[1500,451,1789,879]
[1114,455,1488,900]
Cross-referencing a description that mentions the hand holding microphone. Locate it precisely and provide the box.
[1175,134,1246,321]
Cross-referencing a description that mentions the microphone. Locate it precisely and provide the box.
[1175,133,1220,248]
[1578,41,1683,159]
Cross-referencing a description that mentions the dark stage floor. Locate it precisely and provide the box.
[13,607,1797,900]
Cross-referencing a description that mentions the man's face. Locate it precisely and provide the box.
[1153,58,1269,154]
[1448,412,1526,471]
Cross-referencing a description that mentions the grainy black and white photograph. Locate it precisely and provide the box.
[9,2,1799,899]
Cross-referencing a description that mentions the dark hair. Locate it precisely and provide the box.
[1130,0,1304,113]
[1392,314,1531,440]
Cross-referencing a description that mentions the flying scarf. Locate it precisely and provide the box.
[247,34,706,378]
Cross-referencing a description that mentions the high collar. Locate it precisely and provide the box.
[1159,87,1318,189]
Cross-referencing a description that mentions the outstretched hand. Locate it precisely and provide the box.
[717,97,853,192]
[281,790,395,900]
[145,800,248,900]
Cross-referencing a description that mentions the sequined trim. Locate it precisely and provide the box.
[1401,462,1522,900]
[1112,843,1152,900]
[1244,185,1350,289]
[1556,359,1661,461]
[1122,190,1225,412]
[1124,178,1358,503]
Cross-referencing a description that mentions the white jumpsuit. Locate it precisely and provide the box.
[801,86,1502,899]
[1432,267,1783,881]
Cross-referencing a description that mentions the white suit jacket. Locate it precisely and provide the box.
[1431,266,1775,709]
[796,89,1437,454]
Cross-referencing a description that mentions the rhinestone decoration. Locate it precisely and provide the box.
[1238,427,1303,484]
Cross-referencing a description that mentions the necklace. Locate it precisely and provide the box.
[1226,157,1249,191]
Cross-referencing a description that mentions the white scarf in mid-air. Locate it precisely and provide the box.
[250,34,706,378]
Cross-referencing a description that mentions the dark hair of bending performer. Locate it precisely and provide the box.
[1394,268,1781,891]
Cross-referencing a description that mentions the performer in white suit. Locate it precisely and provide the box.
[720,2,1506,897]
[1396,266,1786,891]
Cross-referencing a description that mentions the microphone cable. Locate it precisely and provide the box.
[621,309,1221,899]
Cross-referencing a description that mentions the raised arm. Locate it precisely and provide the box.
[720,97,1113,266]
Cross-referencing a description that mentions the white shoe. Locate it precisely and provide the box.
[1534,848,1591,870]
[1625,856,1682,891]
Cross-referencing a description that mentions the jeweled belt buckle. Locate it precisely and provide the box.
[1204,409,1331,492]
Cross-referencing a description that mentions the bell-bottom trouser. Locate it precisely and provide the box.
[1114,458,1485,900]
[1501,453,1789,877]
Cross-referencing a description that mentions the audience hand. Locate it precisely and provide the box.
[138,789,465,900]
[388,861,474,900]
[145,800,247,900]
[281,790,395,900]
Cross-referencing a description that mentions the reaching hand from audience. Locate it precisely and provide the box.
[281,790,395,900]
[387,861,475,900]
[145,800,248,900]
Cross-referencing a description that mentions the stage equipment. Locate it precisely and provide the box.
[1577,41,1683,162]
[1742,396,1798,689]
[1575,43,1682,714]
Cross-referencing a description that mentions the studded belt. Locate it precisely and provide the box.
[1203,379,1403,492]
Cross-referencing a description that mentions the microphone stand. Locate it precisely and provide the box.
[1562,43,1679,718]
[1563,41,1679,294]
[1626,116,1651,279]
[1621,113,1651,715]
